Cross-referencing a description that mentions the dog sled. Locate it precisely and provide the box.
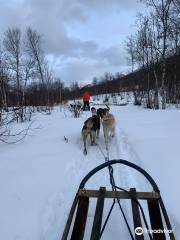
[61,159,175,240]
[68,102,82,118]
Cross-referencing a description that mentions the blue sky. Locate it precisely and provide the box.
[0,0,145,85]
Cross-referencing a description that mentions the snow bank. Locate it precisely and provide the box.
[0,104,179,239]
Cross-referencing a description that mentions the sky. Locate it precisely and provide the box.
[0,0,145,86]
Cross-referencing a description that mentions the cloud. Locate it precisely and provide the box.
[50,43,129,85]
[0,0,144,84]
[52,56,109,85]
[78,0,143,13]
[101,45,127,66]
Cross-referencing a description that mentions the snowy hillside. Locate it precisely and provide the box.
[0,102,180,239]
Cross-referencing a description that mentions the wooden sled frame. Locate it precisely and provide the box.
[61,160,175,240]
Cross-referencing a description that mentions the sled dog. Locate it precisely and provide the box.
[91,107,100,138]
[101,107,116,143]
[97,105,110,119]
[69,103,82,118]
[82,116,99,155]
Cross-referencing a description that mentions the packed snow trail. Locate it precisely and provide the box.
[38,107,148,240]
[40,106,180,240]
[0,105,180,240]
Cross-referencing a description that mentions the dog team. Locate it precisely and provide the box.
[82,105,116,155]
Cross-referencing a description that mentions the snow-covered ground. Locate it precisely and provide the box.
[0,103,180,239]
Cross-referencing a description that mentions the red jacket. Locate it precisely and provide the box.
[83,92,90,101]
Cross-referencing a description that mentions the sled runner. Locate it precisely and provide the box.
[61,160,175,240]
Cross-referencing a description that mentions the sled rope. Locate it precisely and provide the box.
[98,125,153,240]
[103,123,110,161]
[100,124,135,240]
[97,144,107,159]
[104,165,153,240]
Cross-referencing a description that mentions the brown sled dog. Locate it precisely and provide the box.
[101,107,116,144]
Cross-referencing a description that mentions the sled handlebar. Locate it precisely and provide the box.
[79,159,160,192]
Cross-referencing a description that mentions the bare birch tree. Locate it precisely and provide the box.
[3,28,22,108]
[25,27,45,84]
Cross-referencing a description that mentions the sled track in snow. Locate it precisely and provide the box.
[39,110,179,240]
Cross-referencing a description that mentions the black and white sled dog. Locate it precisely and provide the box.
[82,108,100,155]
[90,107,100,138]
[69,102,82,118]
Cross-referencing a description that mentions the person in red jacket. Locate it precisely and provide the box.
[83,91,90,110]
